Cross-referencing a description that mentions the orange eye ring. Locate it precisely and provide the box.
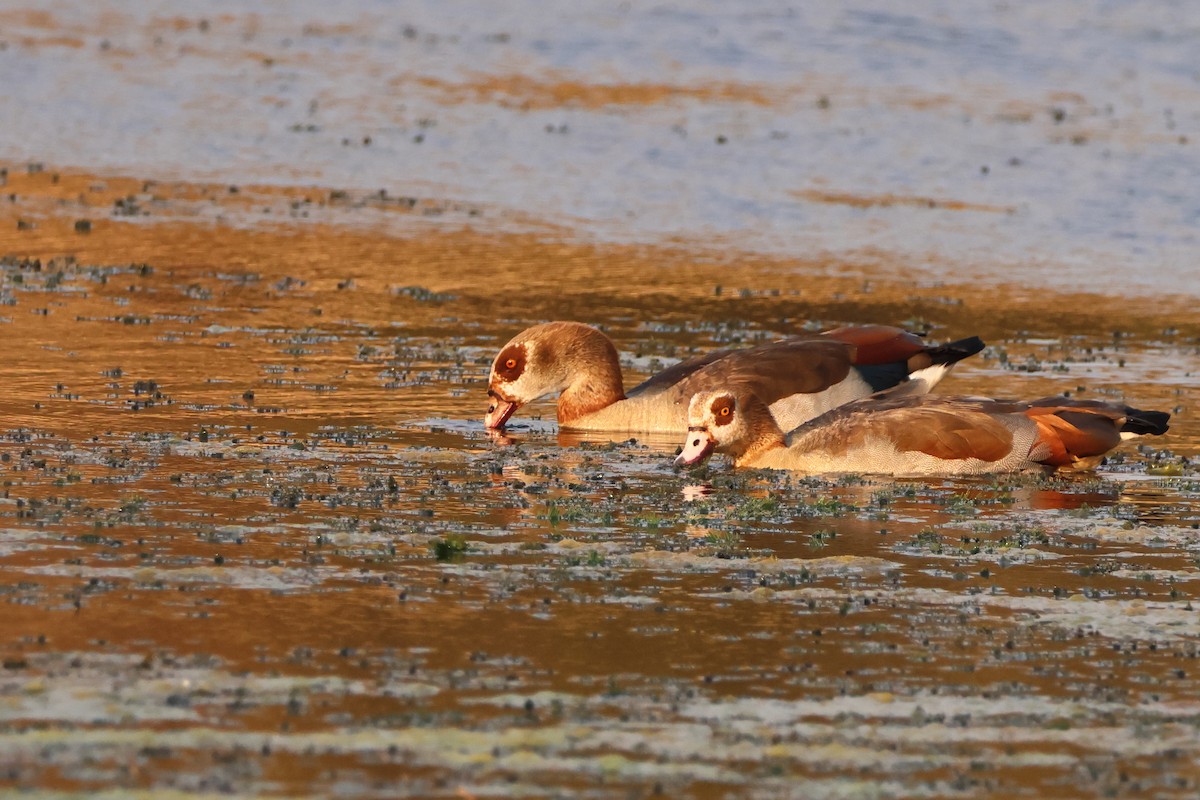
[719,406,731,417]
[505,358,517,369]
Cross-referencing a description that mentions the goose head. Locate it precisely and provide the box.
[485,322,620,429]
[675,390,746,466]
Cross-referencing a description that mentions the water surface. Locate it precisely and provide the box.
[1,2,1199,798]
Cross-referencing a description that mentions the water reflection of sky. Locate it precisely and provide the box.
[1,1,1196,295]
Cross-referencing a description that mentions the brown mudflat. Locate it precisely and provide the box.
[0,163,1197,799]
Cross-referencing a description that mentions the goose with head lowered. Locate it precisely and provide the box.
[676,389,1170,475]
[484,321,984,434]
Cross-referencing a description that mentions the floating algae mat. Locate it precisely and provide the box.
[1,2,1200,798]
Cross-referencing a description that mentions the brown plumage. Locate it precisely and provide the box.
[874,407,1015,461]
[1027,408,1124,467]
[677,390,1170,475]
[484,321,984,434]
[821,325,933,367]
[632,338,853,406]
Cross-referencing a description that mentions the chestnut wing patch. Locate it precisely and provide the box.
[822,325,927,366]
[1025,405,1123,466]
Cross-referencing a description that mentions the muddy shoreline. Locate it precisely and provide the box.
[4,167,1198,342]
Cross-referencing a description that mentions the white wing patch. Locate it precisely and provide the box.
[904,363,952,394]
[768,372,875,432]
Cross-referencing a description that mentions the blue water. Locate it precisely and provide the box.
[1,0,1197,294]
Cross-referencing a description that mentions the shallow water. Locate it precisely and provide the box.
[2,0,1199,294]
[2,2,1200,799]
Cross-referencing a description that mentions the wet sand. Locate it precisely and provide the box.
[2,2,1200,799]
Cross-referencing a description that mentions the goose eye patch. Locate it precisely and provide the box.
[711,397,735,426]
[494,346,526,381]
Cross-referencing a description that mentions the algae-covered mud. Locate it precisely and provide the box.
[2,2,1200,798]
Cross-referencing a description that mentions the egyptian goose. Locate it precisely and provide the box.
[484,321,984,433]
[676,389,1170,474]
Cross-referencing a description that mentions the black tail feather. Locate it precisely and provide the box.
[1123,408,1171,437]
[861,334,986,393]
[926,335,986,366]
[857,361,912,392]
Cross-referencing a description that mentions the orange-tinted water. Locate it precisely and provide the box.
[1,3,1199,798]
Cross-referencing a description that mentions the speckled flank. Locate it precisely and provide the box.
[756,426,1042,475]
